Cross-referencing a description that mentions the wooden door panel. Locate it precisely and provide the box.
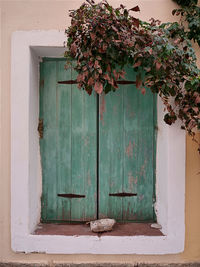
[40,59,97,222]
[40,59,156,222]
[99,66,156,221]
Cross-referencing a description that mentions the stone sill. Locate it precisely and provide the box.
[34,222,163,236]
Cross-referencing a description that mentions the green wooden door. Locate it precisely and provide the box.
[40,58,97,222]
[99,66,156,221]
[39,58,156,223]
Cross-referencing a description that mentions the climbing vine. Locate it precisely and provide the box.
[172,0,200,46]
[64,0,200,151]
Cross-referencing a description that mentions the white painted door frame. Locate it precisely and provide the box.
[11,30,185,254]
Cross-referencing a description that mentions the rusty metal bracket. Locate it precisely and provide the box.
[116,81,136,85]
[57,193,85,198]
[109,192,137,197]
[58,80,136,85]
[38,119,43,139]
[58,80,77,84]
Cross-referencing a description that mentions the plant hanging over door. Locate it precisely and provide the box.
[64,0,200,151]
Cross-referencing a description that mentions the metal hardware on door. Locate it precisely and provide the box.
[58,80,77,84]
[109,192,137,197]
[38,119,43,139]
[57,193,85,198]
[58,80,136,85]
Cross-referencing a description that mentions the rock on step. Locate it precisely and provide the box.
[89,218,116,233]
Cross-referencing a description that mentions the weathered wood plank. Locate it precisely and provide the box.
[40,60,57,221]
[99,90,124,220]
[70,64,97,221]
[56,60,72,221]
[123,67,155,221]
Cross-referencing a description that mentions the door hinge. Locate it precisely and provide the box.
[57,193,85,198]
[58,80,136,85]
[109,192,137,197]
[38,118,44,139]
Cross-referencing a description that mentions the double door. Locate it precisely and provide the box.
[39,58,156,222]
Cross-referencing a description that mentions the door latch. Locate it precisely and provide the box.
[38,118,43,139]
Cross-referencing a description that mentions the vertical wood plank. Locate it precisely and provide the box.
[99,91,124,220]
[40,59,57,221]
[56,60,72,221]
[122,70,138,221]
[123,67,155,221]
[39,61,46,221]
[71,64,97,221]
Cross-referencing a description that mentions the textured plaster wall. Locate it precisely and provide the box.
[0,0,200,264]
